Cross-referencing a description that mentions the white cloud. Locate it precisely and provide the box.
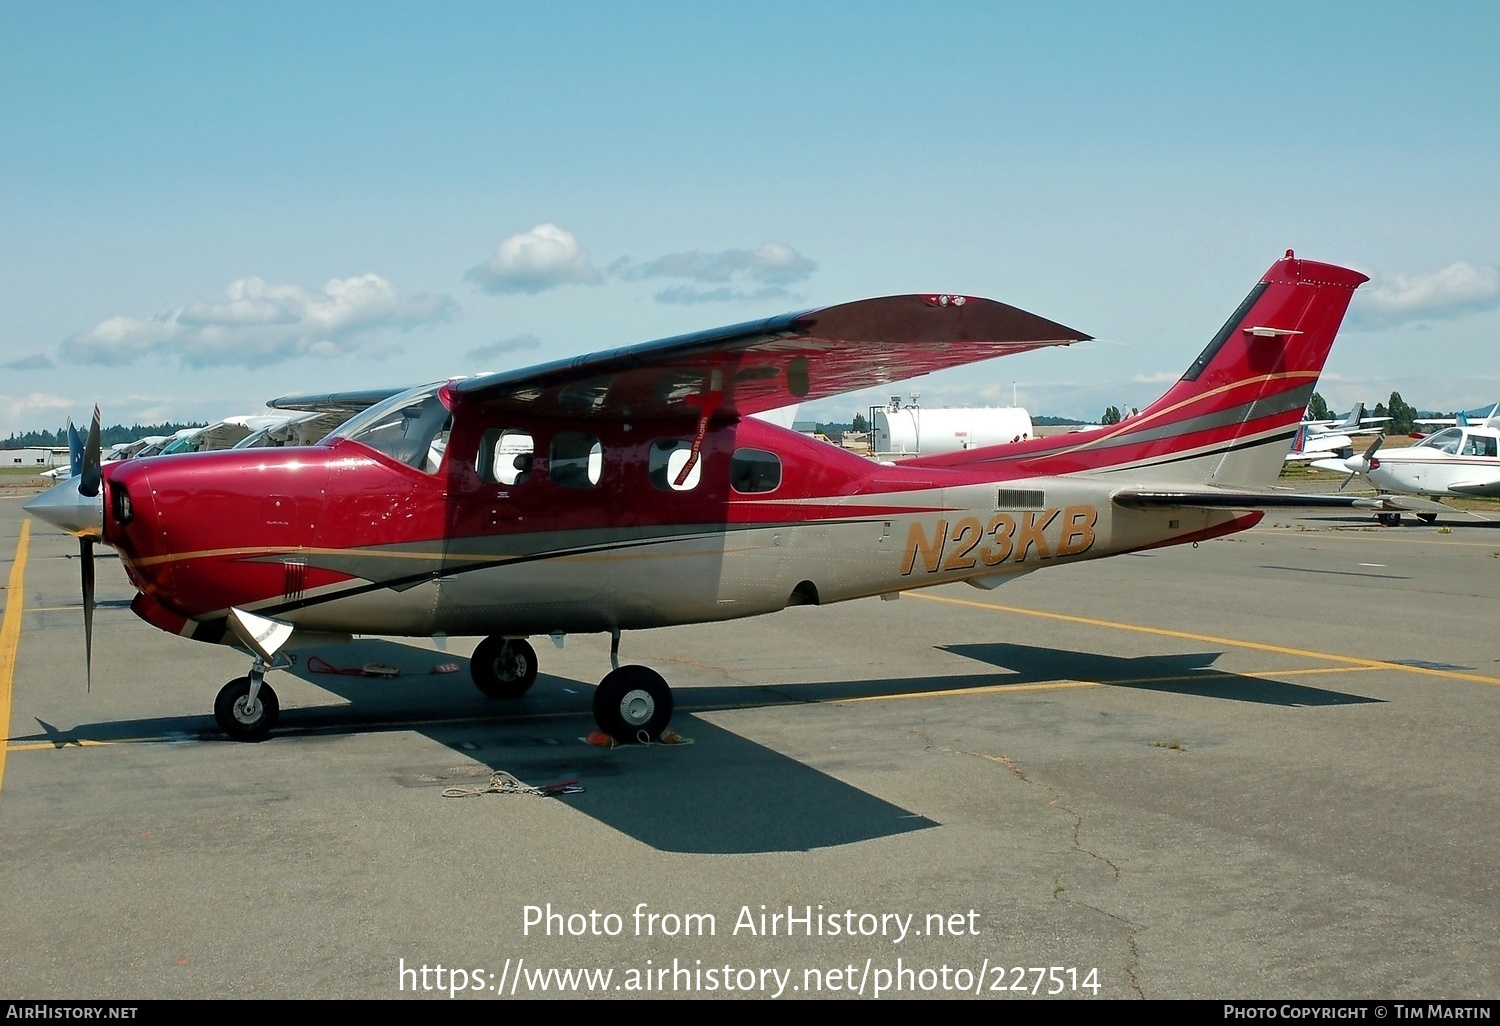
[465,333,541,361]
[611,241,817,304]
[1346,262,1500,330]
[60,275,455,368]
[2,354,55,371]
[466,224,603,295]
[0,392,74,425]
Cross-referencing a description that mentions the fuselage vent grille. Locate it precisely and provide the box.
[997,488,1046,509]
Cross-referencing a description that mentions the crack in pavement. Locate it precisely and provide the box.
[909,730,1145,999]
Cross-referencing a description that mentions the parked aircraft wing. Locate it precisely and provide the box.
[268,387,408,414]
[450,295,1091,419]
[1446,480,1500,497]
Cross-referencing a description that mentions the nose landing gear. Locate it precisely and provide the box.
[215,660,280,741]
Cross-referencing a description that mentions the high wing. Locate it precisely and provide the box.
[449,295,1091,419]
[268,387,408,414]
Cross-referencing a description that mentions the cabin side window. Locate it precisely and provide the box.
[476,429,536,485]
[550,432,603,489]
[730,448,782,493]
[1462,434,1497,457]
[648,439,701,491]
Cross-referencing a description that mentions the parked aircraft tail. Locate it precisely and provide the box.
[911,252,1369,489]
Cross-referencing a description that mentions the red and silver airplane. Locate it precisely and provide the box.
[27,252,1420,742]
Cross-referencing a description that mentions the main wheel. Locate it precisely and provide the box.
[471,636,538,698]
[214,677,279,741]
[1417,512,1439,524]
[593,665,673,743]
[1377,512,1402,527]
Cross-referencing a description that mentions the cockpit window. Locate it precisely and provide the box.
[648,439,701,491]
[1416,427,1463,455]
[730,448,782,493]
[328,384,452,473]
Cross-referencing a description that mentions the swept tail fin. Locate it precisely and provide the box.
[913,252,1368,488]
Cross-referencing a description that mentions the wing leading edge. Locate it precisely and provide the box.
[450,294,1091,420]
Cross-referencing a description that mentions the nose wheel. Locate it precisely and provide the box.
[593,665,673,743]
[215,675,279,741]
[471,636,539,698]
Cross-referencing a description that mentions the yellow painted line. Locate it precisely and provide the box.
[840,679,1099,703]
[1243,665,1382,677]
[1,521,33,798]
[1247,530,1499,549]
[911,591,1500,688]
[7,739,113,752]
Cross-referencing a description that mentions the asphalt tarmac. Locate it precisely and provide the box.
[1,494,1497,1000]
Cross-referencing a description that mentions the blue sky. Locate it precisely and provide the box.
[3,1,1498,432]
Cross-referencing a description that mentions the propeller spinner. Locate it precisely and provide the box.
[1339,433,1384,491]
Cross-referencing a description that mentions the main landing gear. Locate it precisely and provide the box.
[592,631,673,743]
[468,630,675,743]
[593,665,673,743]
[470,636,539,698]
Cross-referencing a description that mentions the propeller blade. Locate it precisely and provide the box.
[81,537,95,691]
[67,419,83,478]
[1339,471,1356,492]
[1363,434,1384,460]
[78,406,102,499]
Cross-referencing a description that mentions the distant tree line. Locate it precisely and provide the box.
[2,422,207,449]
[1307,391,1439,435]
[1094,392,1468,434]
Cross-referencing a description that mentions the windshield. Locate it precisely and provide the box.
[327,383,452,472]
[1416,427,1462,454]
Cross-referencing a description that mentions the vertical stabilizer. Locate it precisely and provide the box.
[896,253,1369,487]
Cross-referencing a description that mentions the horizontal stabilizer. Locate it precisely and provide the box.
[1111,488,1448,513]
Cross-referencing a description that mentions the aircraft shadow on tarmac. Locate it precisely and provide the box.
[941,643,1382,707]
[20,638,943,855]
[17,635,1379,852]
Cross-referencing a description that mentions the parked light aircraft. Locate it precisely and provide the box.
[1412,403,1500,433]
[28,252,1426,742]
[1314,411,1500,524]
[1283,401,1389,463]
[1302,401,1389,436]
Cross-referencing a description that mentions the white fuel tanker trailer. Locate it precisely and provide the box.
[871,404,1033,458]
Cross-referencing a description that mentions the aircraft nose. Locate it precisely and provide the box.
[23,476,104,539]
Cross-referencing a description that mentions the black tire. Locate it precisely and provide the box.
[214,676,279,741]
[1378,512,1402,527]
[593,665,673,743]
[1417,512,1439,524]
[471,636,538,698]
